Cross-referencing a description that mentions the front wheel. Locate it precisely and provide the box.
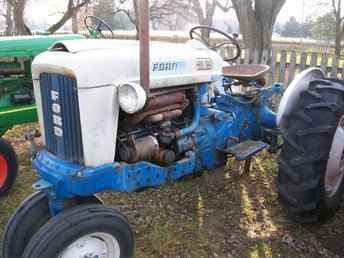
[277,79,344,222]
[22,204,135,258]
[0,138,18,196]
[2,192,103,258]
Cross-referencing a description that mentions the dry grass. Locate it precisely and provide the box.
[1,124,344,257]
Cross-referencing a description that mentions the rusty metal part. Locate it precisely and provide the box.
[150,85,197,97]
[143,109,183,124]
[223,64,270,81]
[175,129,182,139]
[139,0,150,97]
[119,135,159,163]
[144,92,186,111]
[153,149,176,165]
[129,98,189,124]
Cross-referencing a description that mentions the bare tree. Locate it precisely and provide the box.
[5,2,13,33]
[47,0,91,34]
[6,0,31,35]
[149,0,191,30]
[0,1,14,34]
[188,0,232,28]
[231,0,286,62]
[72,0,84,33]
[114,0,182,39]
[331,0,344,57]
[114,0,231,38]
[170,0,232,39]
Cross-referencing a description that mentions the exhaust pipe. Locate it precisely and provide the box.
[139,0,150,98]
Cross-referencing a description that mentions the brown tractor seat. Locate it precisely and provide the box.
[223,64,270,81]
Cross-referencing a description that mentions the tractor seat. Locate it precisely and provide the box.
[223,64,270,81]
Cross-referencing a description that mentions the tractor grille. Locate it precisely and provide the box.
[39,73,84,164]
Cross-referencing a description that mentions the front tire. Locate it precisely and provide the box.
[277,79,344,222]
[0,138,18,196]
[22,204,135,258]
[2,192,103,258]
[2,191,50,258]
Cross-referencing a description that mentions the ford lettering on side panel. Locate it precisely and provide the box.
[51,90,63,137]
[40,73,84,164]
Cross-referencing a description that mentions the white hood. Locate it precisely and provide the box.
[31,39,224,167]
[32,39,224,89]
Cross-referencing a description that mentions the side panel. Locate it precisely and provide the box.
[78,86,119,167]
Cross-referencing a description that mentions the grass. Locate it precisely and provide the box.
[1,124,344,257]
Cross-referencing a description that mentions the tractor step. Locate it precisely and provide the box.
[218,140,268,161]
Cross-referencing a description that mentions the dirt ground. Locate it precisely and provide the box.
[0,124,344,258]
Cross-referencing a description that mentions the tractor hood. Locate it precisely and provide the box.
[0,34,84,58]
[32,39,224,89]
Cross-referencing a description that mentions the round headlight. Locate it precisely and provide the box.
[118,82,147,114]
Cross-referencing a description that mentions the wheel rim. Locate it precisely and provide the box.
[325,115,344,197]
[0,154,8,188]
[58,232,120,258]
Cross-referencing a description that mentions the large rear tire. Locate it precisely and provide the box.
[277,79,344,222]
[0,138,18,196]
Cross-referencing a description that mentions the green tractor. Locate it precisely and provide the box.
[0,34,84,196]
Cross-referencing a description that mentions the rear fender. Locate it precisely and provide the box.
[277,67,325,129]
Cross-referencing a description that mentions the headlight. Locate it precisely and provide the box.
[118,82,147,114]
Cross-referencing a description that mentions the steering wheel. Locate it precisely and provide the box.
[190,26,241,61]
[84,15,114,38]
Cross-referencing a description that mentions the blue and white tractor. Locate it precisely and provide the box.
[2,16,344,258]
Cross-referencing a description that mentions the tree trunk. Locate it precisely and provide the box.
[72,8,79,33]
[334,3,343,58]
[12,0,30,35]
[335,32,342,57]
[48,9,73,33]
[133,0,139,40]
[5,3,13,35]
[191,0,216,39]
[232,0,285,63]
[48,0,89,34]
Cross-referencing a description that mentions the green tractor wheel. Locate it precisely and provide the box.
[277,79,344,222]
[0,138,18,196]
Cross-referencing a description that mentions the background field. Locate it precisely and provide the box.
[1,124,344,258]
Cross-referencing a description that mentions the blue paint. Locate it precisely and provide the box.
[33,78,283,215]
[259,83,284,129]
[178,87,202,137]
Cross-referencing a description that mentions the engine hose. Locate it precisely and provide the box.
[176,89,201,138]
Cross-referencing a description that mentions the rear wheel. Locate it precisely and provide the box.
[0,138,18,196]
[22,204,134,258]
[2,192,103,258]
[277,79,344,222]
